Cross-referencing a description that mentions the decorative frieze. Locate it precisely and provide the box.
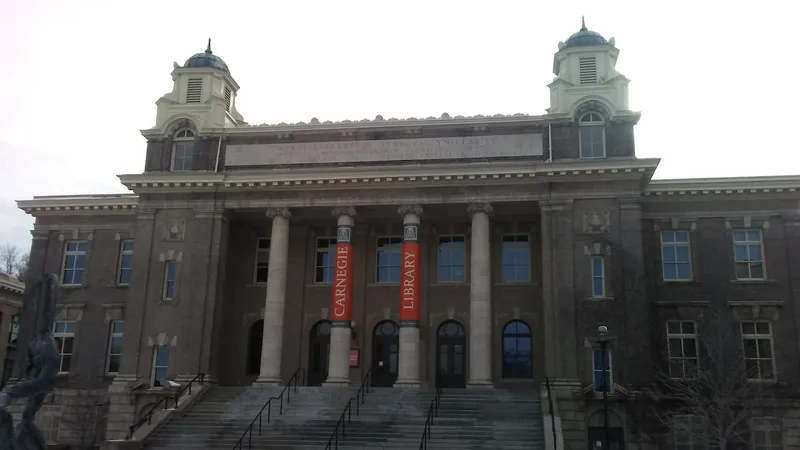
[582,211,610,234]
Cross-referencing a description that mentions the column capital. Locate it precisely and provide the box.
[266,207,291,219]
[467,202,493,216]
[398,205,423,219]
[331,206,357,218]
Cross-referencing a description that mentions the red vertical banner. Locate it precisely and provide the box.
[331,226,354,323]
[400,223,420,324]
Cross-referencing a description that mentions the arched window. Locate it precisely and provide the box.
[502,320,533,379]
[171,128,195,172]
[579,112,605,159]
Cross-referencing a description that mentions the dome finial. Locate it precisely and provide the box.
[205,38,212,55]
[580,16,587,31]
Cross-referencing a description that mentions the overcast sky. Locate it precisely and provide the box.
[0,0,796,255]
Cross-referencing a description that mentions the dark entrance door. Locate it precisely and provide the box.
[308,321,331,386]
[436,321,466,388]
[246,320,264,377]
[371,321,399,387]
[587,427,625,450]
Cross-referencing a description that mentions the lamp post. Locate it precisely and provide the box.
[596,325,610,450]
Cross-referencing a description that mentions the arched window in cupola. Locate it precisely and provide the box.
[171,129,195,172]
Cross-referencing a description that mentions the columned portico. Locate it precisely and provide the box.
[255,207,291,385]
[394,205,422,387]
[467,202,493,387]
[325,207,357,386]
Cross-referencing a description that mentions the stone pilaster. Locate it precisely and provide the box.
[255,207,292,385]
[467,202,493,387]
[325,207,357,386]
[395,205,423,387]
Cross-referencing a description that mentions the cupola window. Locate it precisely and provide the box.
[223,86,232,112]
[186,78,202,103]
[579,112,606,159]
[171,129,195,172]
[579,57,598,85]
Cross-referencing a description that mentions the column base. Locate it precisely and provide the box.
[393,378,421,388]
[253,376,283,386]
[467,380,495,388]
[322,378,351,387]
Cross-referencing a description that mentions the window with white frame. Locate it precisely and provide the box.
[61,241,88,286]
[674,415,707,450]
[592,346,611,392]
[314,237,337,284]
[117,239,134,285]
[254,237,270,284]
[376,237,403,283]
[741,321,775,381]
[106,320,124,375]
[162,261,177,300]
[661,231,692,281]
[501,234,530,282]
[667,321,699,378]
[152,346,170,387]
[751,417,782,450]
[590,256,605,297]
[438,236,466,283]
[733,230,766,280]
[53,321,76,373]
[579,112,606,158]
[171,129,195,172]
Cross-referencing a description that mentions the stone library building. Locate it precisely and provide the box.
[12,20,800,450]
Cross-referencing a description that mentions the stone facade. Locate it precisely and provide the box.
[12,23,800,450]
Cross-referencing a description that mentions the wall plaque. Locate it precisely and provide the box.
[225,134,543,166]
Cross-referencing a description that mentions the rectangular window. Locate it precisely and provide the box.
[661,231,692,281]
[666,321,699,378]
[172,142,194,172]
[438,236,466,283]
[162,261,176,300]
[314,237,337,284]
[7,314,19,349]
[751,417,782,450]
[117,239,134,285]
[106,320,124,374]
[152,346,170,387]
[674,415,706,450]
[592,347,612,392]
[579,126,605,158]
[53,321,76,373]
[254,237,270,284]
[734,230,766,280]
[61,240,88,286]
[741,321,775,381]
[501,234,530,282]
[590,256,605,297]
[376,237,403,283]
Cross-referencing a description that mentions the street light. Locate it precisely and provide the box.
[596,325,610,450]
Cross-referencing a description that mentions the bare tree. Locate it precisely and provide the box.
[55,388,108,450]
[14,252,29,282]
[0,244,19,275]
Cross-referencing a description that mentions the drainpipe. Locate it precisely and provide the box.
[214,135,223,173]
[547,123,553,162]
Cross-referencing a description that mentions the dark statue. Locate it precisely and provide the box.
[0,274,61,450]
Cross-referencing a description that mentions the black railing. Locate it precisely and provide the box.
[545,377,558,450]
[418,375,443,450]
[126,373,206,440]
[233,368,306,450]
[324,369,373,450]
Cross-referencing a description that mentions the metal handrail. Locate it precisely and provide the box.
[324,369,373,450]
[233,368,306,450]
[418,374,443,450]
[545,377,558,450]
[126,373,206,440]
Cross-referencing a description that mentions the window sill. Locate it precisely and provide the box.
[367,283,400,287]
[306,283,332,288]
[246,283,269,288]
[112,284,130,289]
[659,280,699,285]
[584,296,615,302]
[494,281,537,287]
[430,283,468,287]
[730,279,776,285]
[158,299,180,306]
[61,284,83,290]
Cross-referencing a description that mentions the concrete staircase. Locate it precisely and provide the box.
[142,384,544,450]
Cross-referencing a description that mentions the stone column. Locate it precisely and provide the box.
[255,207,291,385]
[395,205,423,387]
[467,202,493,387]
[325,207,357,386]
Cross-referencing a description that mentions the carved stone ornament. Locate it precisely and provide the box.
[164,220,186,241]
[332,206,357,218]
[398,205,423,218]
[266,207,291,219]
[467,202,494,216]
[583,211,610,234]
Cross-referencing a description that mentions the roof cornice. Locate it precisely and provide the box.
[645,175,800,197]
[0,276,24,295]
[17,194,139,215]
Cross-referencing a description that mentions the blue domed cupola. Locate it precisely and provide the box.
[564,17,608,48]
[184,39,230,73]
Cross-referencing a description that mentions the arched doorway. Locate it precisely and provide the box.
[371,321,399,387]
[246,320,264,377]
[587,410,625,450]
[501,320,533,379]
[308,321,332,386]
[436,320,466,388]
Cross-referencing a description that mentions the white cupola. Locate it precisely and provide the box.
[547,18,631,118]
[145,39,246,136]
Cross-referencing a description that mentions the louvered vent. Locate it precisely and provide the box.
[579,57,598,85]
[224,87,232,112]
[186,78,203,103]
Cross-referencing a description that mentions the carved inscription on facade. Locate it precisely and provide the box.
[225,134,543,166]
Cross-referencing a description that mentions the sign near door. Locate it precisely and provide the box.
[349,349,360,368]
